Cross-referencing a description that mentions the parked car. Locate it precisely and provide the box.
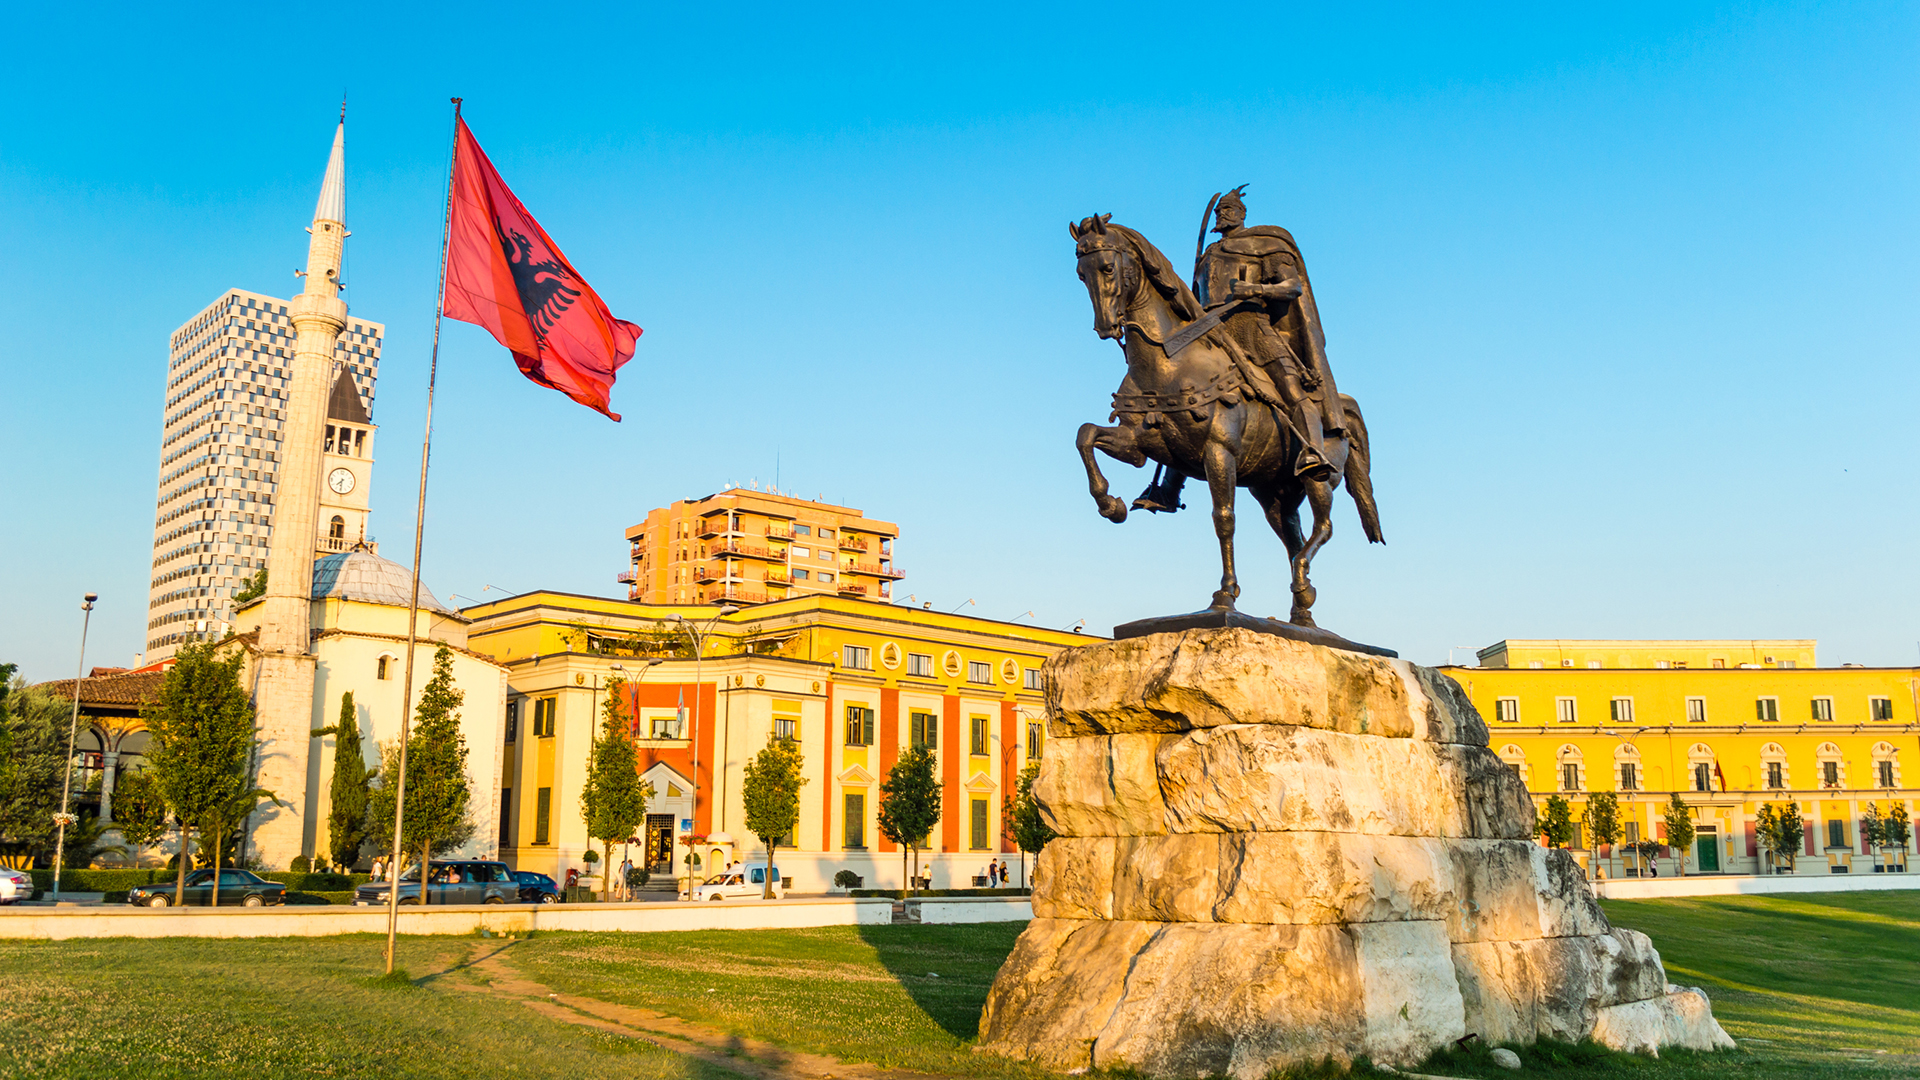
[511,870,560,904]
[352,860,518,906]
[0,867,32,904]
[682,865,783,901]
[128,869,287,908]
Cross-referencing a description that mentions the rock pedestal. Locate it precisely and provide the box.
[978,629,1732,1075]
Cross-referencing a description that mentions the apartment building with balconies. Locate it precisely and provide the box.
[620,488,902,607]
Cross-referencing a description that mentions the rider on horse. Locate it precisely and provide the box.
[1135,186,1344,511]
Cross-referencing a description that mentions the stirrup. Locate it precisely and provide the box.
[1294,453,1335,483]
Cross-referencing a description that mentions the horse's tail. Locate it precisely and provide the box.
[1341,395,1384,544]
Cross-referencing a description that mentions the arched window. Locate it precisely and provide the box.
[1498,744,1529,785]
[1815,741,1845,790]
[1556,744,1585,792]
[329,515,345,540]
[1613,743,1643,791]
[376,653,394,680]
[1761,742,1790,791]
[1871,742,1900,790]
[1687,743,1718,792]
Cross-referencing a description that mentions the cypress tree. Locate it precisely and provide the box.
[312,691,373,870]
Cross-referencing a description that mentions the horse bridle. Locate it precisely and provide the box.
[1076,235,1147,333]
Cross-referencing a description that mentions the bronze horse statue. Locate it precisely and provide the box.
[1069,213,1382,626]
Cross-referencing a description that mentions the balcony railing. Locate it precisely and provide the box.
[843,561,904,579]
[710,540,782,561]
[836,582,867,595]
[718,589,768,604]
[765,525,792,539]
[838,535,869,552]
[765,570,793,585]
[317,536,376,554]
[615,569,637,584]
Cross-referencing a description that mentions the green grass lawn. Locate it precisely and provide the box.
[3,892,1916,1079]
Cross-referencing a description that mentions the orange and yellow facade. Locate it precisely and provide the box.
[1444,640,1917,876]
[621,488,901,607]
[462,591,1089,890]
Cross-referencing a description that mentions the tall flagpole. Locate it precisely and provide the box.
[386,96,463,975]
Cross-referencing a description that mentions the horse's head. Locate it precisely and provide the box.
[1070,213,1137,340]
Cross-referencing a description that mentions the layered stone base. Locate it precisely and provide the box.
[977,629,1732,1075]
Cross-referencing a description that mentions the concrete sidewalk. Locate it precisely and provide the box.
[1592,871,1920,900]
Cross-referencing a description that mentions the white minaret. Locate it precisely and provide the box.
[249,113,352,865]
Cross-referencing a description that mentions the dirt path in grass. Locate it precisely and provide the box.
[445,941,956,1080]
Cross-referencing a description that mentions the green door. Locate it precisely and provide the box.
[1696,834,1720,873]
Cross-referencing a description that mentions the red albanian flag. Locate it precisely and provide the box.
[442,116,641,420]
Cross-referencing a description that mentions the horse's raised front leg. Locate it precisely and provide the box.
[1201,437,1240,610]
[1076,421,1146,523]
[1289,477,1337,627]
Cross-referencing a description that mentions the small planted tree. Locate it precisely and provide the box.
[1861,803,1885,871]
[742,735,807,898]
[144,644,257,904]
[1758,801,1804,874]
[879,745,941,895]
[1583,791,1621,880]
[366,646,473,902]
[1536,794,1576,849]
[312,692,374,871]
[581,678,652,901]
[1663,793,1696,877]
[1004,762,1056,890]
[1886,803,1912,864]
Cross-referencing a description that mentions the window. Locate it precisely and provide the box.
[773,715,797,742]
[1870,697,1894,721]
[970,798,990,850]
[845,705,875,746]
[843,645,872,671]
[328,515,344,540]
[844,792,865,849]
[1024,668,1043,691]
[505,701,519,743]
[818,528,833,539]
[971,715,989,755]
[1555,698,1577,724]
[967,661,994,685]
[1686,697,1707,724]
[1756,698,1779,723]
[910,710,938,750]
[1495,698,1519,723]
[650,712,680,740]
[1027,722,1044,760]
[376,655,390,680]
[793,568,809,580]
[1766,762,1784,789]
[498,789,512,844]
[1822,761,1839,788]
[1693,763,1712,792]
[1619,762,1638,790]
[534,788,552,844]
[1711,658,1725,668]
[793,525,811,536]
[1587,661,1602,669]
[1561,763,1580,791]
[792,546,811,558]
[1827,819,1846,849]
[534,697,557,738]
[1879,761,1896,788]
[1609,698,1634,724]
[907,653,934,677]
[819,550,834,561]
[1811,697,1833,722]
[819,572,834,583]
[1528,661,1544,669]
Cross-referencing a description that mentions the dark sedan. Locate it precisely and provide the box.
[352,860,519,906]
[128,869,287,908]
[511,870,560,904]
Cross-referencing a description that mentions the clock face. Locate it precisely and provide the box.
[328,468,355,494]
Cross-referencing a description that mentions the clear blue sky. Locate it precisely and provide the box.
[3,3,1915,681]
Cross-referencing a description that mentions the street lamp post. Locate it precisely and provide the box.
[610,658,664,899]
[668,606,738,900]
[53,593,98,901]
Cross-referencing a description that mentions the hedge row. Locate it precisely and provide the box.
[849,887,1032,899]
[27,869,372,892]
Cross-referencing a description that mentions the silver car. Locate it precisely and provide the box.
[0,868,31,905]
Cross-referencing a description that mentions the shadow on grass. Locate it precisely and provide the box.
[853,920,1026,1042]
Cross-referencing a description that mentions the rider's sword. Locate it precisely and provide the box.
[1163,298,1248,356]
[1166,192,1234,358]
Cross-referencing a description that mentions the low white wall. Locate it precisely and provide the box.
[1593,871,1920,900]
[0,897,893,941]
[912,897,1032,924]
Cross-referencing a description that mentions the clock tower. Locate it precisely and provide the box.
[319,367,376,554]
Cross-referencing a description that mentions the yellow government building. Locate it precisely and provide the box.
[1442,639,1916,876]
[461,591,1090,891]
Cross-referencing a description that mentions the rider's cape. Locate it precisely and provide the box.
[1198,225,1340,428]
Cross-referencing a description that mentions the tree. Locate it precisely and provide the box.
[1757,801,1803,874]
[1663,793,1696,877]
[581,678,652,901]
[1536,794,1576,849]
[112,769,169,849]
[144,644,258,904]
[366,646,473,902]
[1861,803,1885,871]
[1886,802,1912,857]
[233,568,267,605]
[1003,762,1056,890]
[878,745,940,894]
[1583,791,1621,880]
[0,675,70,860]
[742,735,806,899]
[311,692,374,870]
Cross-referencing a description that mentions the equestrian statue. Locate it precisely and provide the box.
[1071,187,1381,628]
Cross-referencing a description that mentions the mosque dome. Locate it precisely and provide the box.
[311,550,461,617]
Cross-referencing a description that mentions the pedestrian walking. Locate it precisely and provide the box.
[619,857,633,901]
[370,856,385,883]
[987,859,1000,887]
